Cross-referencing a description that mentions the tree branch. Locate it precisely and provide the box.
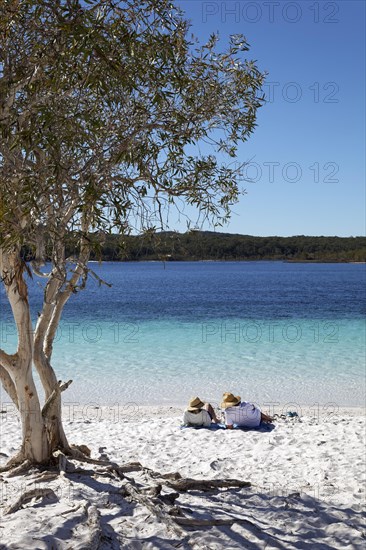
[0,363,19,409]
[0,248,33,359]
[0,348,13,371]
[41,379,72,418]
[43,217,91,359]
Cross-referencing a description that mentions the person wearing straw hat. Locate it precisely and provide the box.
[182,396,218,427]
[221,392,273,428]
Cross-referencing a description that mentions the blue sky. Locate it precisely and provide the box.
[172,0,365,236]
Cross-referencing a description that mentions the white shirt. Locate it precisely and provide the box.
[223,402,261,427]
[183,409,211,427]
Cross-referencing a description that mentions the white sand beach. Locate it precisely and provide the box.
[0,405,365,549]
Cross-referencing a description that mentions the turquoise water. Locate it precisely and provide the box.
[0,262,365,407]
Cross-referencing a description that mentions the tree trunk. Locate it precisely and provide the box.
[33,353,70,453]
[32,271,74,454]
[13,358,49,463]
[32,235,91,455]
[1,235,90,464]
[0,249,49,463]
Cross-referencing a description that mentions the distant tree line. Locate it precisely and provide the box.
[81,231,366,262]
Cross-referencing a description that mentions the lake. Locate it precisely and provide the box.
[0,261,365,409]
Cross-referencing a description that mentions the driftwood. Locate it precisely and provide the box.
[4,487,57,515]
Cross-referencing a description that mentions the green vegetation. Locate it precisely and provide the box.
[86,232,366,262]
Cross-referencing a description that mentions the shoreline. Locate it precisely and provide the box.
[61,403,366,420]
[85,258,366,263]
[1,403,365,422]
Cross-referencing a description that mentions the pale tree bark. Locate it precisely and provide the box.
[0,248,49,463]
[33,272,71,453]
[0,363,19,409]
[0,247,91,461]
[32,224,91,455]
[1,199,92,463]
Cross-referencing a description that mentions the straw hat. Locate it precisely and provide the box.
[221,392,241,409]
[187,396,205,412]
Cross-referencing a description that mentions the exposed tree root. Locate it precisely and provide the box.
[174,516,258,528]
[60,503,84,516]
[69,446,112,465]
[34,471,59,482]
[165,478,251,492]
[5,460,32,477]
[117,461,145,473]
[115,467,254,545]
[53,449,80,477]
[0,452,28,473]
[85,505,102,550]
[115,462,252,492]
[0,451,262,547]
[119,478,188,541]
[71,504,103,550]
[137,463,252,492]
[4,487,57,515]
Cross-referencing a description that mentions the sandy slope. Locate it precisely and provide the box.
[0,406,365,549]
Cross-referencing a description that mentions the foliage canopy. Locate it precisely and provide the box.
[1,0,265,258]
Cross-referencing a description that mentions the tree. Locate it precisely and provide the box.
[0,0,265,464]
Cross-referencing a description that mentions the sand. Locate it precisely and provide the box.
[0,404,365,549]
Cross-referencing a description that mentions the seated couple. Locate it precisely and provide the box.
[183,393,273,429]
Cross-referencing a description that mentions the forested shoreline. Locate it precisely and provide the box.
[84,232,365,263]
